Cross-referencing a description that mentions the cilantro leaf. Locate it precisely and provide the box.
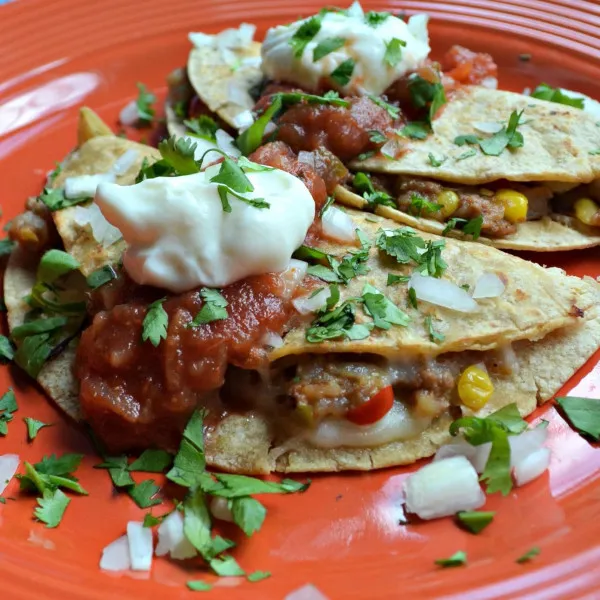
[190,289,229,326]
[435,550,467,567]
[0,389,18,415]
[272,91,349,109]
[479,110,525,156]
[408,74,447,123]
[383,38,406,67]
[230,496,266,536]
[128,480,162,508]
[128,449,173,473]
[0,238,15,257]
[183,487,212,556]
[531,84,584,109]
[424,315,444,343]
[419,240,447,278]
[24,418,50,441]
[34,489,70,528]
[289,16,322,57]
[187,581,212,592]
[11,316,69,340]
[95,455,135,488]
[365,11,390,26]
[454,134,479,146]
[400,122,429,140]
[361,283,409,330]
[352,172,395,208]
[556,396,600,440]
[387,273,410,286]
[208,473,310,497]
[368,130,387,144]
[462,215,484,240]
[330,59,355,87]
[376,227,426,264]
[142,298,168,347]
[35,453,83,477]
[39,188,90,211]
[135,83,156,124]
[408,193,442,216]
[247,571,271,582]
[319,195,335,218]
[0,336,14,362]
[456,148,477,161]
[167,409,206,487]
[428,153,446,167]
[184,115,219,141]
[442,217,468,235]
[86,265,117,290]
[456,510,495,534]
[368,95,400,119]
[313,36,345,61]
[516,547,540,564]
[13,333,54,378]
[306,298,372,343]
[209,555,245,577]
[158,136,200,175]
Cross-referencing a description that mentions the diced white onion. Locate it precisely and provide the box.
[210,497,234,523]
[119,100,139,126]
[281,259,308,299]
[126,521,153,572]
[293,287,331,315]
[100,535,131,571]
[309,403,431,449]
[403,455,486,520]
[227,82,252,107]
[285,584,330,600]
[434,439,491,474]
[155,511,197,560]
[472,272,506,299]
[232,109,255,130]
[472,121,503,134]
[237,23,256,46]
[190,23,256,50]
[407,14,430,44]
[73,203,123,246]
[409,272,478,313]
[261,331,284,348]
[509,427,548,467]
[522,87,531,96]
[321,206,356,243]
[0,454,20,496]
[215,129,241,158]
[240,56,262,69]
[346,1,364,18]
[298,151,316,169]
[264,121,277,136]
[480,77,498,90]
[514,447,551,487]
[189,32,213,47]
[111,149,140,176]
[64,174,115,199]
[380,139,398,159]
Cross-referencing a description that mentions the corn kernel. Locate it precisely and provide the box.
[496,189,528,223]
[457,365,494,410]
[436,190,460,218]
[574,197,599,226]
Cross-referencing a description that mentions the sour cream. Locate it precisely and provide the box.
[261,4,430,96]
[95,165,315,293]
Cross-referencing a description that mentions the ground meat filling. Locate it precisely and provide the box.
[394,177,517,238]
[77,273,299,453]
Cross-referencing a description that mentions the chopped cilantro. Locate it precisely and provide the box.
[456,147,477,161]
[236,95,282,156]
[361,283,409,330]
[158,136,200,175]
[210,555,246,577]
[95,455,134,488]
[408,193,442,216]
[0,336,15,362]
[419,240,447,278]
[86,265,117,290]
[365,11,390,26]
[442,217,467,235]
[424,315,444,343]
[190,289,228,326]
[184,115,219,141]
[187,581,212,592]
[183,487,212,556]
[589,149,600,156]
[435,550,467,567]
[400,121,429,140]
[408,74,447,123]
[368,94,400,119]
[383,38,406,67]
[135,82,156,125]
[0,389,17,436]
[306,298,372,343]
[531,84,584,109]
[479,110,525,156]
[35,489,70,528]
[357,150,375,161]
[516,547,540,564]
[11,316,69,340]
[313,36,345,61]
[369,130,387,144]
[142,298,168,347]
[48,162,62,183]
[330,58,355,87]
[0,238,15,256]
[167,409,206,488]
[428,152,446,167]
[230,496,266,536]
[274,90,349,108]
[462,214,484,240]
[39,187,90,212]
[128,449,173,473]
[556,396,600,440]
[289,16,322,57]
[128,479,162,508]
[376,228,425,265]
[319,195,335,217]
[352,172,395,208]
[247,571,271,583]
[24,418,50,441]
[143,512,169,527]
[454,134,479,146]
[456,510,495,534]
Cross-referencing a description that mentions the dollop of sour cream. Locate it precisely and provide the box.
[95,165,315,293]
[261,4,430,96]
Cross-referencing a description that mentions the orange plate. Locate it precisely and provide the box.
[1,1,600,598]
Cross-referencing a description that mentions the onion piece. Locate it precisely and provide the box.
[210,497,234,523]
[281,259,308,300]
[321,206,356,243]
[480,77,498,90]
[293,287,331,315]
[434,439,491,474]
[285,584,330,600]
[472,121,503,134]
[240,56,262,69]
[112,149,140,176]
[100,535,131,571]
[509,427,548,467]
[409,272,478,313]
[298,151,316,169]
[309,403,432,449]
[403,455,486,520]
[119,100,139,126]
[228,82,252,107]
[472,272,506,299]
[346,1,364,18]
[155,511,197,560]
[407,14,430,44]
[215,129,241,158]
[264,121,277,136]
[380,138,398,159]
[126,521,153,571]
[232,109,254,130]
[73,203,122,246]
[188,32,213,47]
[0,454,20,496]
[64,174,115,199]
[260,331,284,349]
[514,448,551,487]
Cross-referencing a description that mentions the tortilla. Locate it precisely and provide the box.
[50,115,160,276]
[5,210,600,473]
[335,186,600,252]
[353,86,600,184]
[187,40,262,128]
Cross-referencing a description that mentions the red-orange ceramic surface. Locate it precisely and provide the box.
[1,1,600,598]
